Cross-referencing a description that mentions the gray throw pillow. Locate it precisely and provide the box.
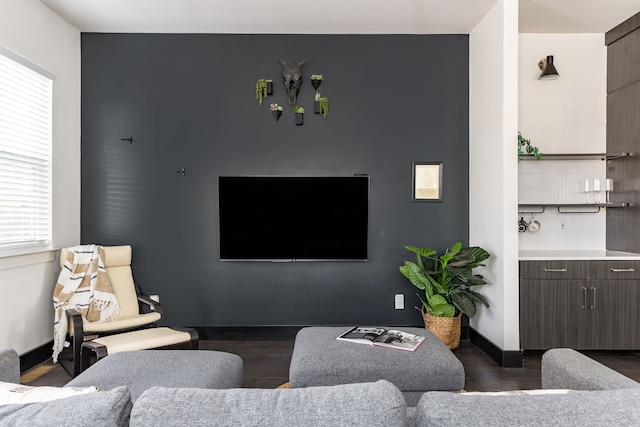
[0,386,131,427]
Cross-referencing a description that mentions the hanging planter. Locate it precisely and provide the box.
[256,78,269,106]
[314,93,329,118]
[266,80,273,95]
[311,74,323,91]
[270,103,283,121]
[294,106,305,126]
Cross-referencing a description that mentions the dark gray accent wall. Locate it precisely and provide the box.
[81,33,469,327]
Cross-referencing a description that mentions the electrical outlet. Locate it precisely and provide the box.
[394,294,404,310]
[560,222,567,232]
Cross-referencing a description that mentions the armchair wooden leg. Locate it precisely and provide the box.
[72,333,83,377]
[81,342,108,373]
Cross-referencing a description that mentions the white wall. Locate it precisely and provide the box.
[519,34,607,250]
[0,0,80,355]
[469,0,520,351]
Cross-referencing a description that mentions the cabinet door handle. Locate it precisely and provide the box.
[581,287,588,310]
[610,268,636,272]
[590,287,597,310]
[543,268,567,272]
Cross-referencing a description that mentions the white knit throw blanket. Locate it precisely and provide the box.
[52,245,121,363]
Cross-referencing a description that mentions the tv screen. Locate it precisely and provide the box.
[218,176,369,261]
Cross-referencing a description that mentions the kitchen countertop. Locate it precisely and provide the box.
[519,250,640,261]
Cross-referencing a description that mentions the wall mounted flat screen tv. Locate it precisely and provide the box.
[218,176,369,261]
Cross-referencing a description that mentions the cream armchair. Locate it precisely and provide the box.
[58,245,162,377]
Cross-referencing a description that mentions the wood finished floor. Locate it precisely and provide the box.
[22,340,640,391]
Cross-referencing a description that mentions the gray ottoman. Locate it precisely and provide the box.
[289,327,464,406]
[66,350,243,401]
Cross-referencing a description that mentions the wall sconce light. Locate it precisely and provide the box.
[538,55,559,80]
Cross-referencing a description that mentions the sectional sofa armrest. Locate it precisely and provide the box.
[541,348,640,391]
[0,348,20,384]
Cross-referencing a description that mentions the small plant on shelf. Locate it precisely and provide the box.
[314,92,329,119]
[518,131,542,161]
[293,106,305,114]
[270,103,283,112]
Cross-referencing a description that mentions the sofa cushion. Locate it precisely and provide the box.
[67,350,243,402]
[0,386,131,427]
[416,388,640,426]
[461,389,571,396]
[130,380,406,427]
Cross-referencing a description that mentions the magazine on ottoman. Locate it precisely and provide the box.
[336,327,426,352]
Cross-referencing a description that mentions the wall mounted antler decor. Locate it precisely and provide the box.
[255,60,330,126]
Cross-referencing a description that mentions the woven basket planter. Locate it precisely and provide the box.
[421,308,462,350]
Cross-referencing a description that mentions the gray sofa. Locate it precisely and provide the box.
[415,348,640,426]
[2,347,640,426]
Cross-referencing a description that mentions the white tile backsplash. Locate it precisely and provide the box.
[519,34,607,251]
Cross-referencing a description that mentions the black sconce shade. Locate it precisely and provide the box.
[538,55,559,80]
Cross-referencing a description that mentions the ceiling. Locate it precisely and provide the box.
[38,0,640,34]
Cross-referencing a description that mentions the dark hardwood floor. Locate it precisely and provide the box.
[22,339,640,391]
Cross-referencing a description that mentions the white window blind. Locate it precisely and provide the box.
[0,49,53,254]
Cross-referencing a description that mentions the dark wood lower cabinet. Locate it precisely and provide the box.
[520,260,640,350]
[520,279,588,349]
[588,279,640,349]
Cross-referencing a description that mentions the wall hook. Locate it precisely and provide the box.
[176,168,186,176]
[120,137,133,144]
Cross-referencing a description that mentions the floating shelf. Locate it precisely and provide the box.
[519,153,632,161]
[518,203,630,214]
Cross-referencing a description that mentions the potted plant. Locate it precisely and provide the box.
[270,103,283,121]
[294,105,305,125]
[311,74,323,90]
[518,131,542,161]
[256,78,270,106]
[314,93,329,118]
[399,242,491,349]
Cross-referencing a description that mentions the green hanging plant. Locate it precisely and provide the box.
[256,78,269,106]
[314,92,330,119]
[518,132,542,161]
[319,96,329,119]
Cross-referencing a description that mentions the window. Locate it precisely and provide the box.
[0,47,53,255]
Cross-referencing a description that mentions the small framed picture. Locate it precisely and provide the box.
[412,162,443,202]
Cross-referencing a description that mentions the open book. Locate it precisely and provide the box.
[336,327,426,352]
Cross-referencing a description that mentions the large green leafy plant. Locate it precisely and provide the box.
[399,242,491,318]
